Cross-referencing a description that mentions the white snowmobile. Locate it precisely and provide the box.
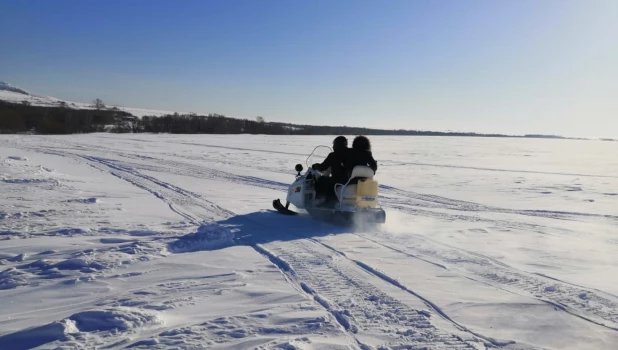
[273,146,386,225]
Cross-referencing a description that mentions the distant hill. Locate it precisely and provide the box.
[0,81,176,118]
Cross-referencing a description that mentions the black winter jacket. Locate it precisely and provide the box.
[312,151,348,184]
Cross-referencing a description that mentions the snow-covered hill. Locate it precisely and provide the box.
[1,134,617,349]
[0,81,178,117]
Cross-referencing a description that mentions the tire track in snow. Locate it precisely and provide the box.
[29,136,613,224]
[382,202,566,238]
[84,158,201,224]
[94,134,309,157]
[24,145,235,224]
[374,184,618,331]
[13,145,350,348]
[254,239,483,349]
[354,258,514,347]
[381,186,618,222]
[32,140,615,336]
[5,136,289,195]
[75,158,480,348]
[311,238,515,347]
[360,231,618,331]
[10,138,616,344]
[42,138,290,192]
[67,152,487,348]
[28,135,296,179]
[112,155,289,192]
[93,147,618,231]
[97,148,618,230]
[383,161,618,179]
[19,144,434,349]
[38,141,617,333]
[81,155,235,222]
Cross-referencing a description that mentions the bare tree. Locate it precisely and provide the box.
[93,98,105,110]
[256,116,265,123]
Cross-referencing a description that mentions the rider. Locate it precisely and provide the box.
[345,135,378,182]
[312,136,349,200]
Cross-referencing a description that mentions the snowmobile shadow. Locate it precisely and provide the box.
[168,210,374,253]
[234,210,357,244]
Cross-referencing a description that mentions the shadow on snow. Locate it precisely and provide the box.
[167,210,369,253]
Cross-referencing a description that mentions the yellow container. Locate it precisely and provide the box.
[356,179,378,207]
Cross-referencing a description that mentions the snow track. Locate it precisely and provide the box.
[381,186,618,223]
[12,142,236,224]
[21,137,290,193]
[255,239,481,349]
[380,237,618,331]
[79,154,236,223]
[79,156,484,347]
[12,140,487,348]
[2,134,617,349]
[358,232,618,330]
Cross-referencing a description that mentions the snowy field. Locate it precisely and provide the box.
[0,134,617,350]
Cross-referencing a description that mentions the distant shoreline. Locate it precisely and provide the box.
[0,100,601,140]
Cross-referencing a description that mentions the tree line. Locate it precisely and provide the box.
[137,114,287,134]
[0,100,565,139]
[0,101,287,135]
[0,100,132,134]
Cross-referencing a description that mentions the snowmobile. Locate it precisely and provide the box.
[273,146,386,225]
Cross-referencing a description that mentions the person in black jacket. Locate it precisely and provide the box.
[345,136,377,183]
[312,136,348,200]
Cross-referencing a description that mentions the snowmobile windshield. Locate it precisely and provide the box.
[306,145,332,168]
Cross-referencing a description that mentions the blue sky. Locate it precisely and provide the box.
[1,0,616,137]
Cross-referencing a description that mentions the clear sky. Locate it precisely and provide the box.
[1,0,616,138]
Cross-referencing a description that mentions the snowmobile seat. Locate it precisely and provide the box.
[349,165,375,180]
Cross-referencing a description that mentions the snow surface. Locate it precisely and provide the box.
[0,134,617,349]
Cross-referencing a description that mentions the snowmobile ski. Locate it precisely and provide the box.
[273,199,297,215]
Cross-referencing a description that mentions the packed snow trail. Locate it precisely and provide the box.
[255,240,482,349]
[0,138,487,348]
[36,137,618,331]
[41,142,488,348]
[352,230,618,331]
[1,134,617,349]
